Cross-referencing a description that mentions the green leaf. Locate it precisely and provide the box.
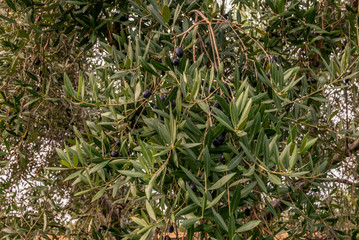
[241,181,257,198]
[181,217,200,229]
[181,143,201,149]
[140,57,159,77]
[66,0,87,5]
[150,59,169,71]
[239,142,255,162]
[208,173,236,190]
[140,228,154,240]
[131,216,148,227]
[237,99,252,130]
[236,220,261,232]
[6,0,16,11]
[162,5,171,23]
[212,208,228,232]
[119,170,145,178]
[146,4,167,28]
[299,138,318,154]
[229,215,235,239]
[175,203,198,217]
[289,145,298,170]
[0,151,9,157]
[242,165,255,177]
[146,200,157,221]
[212,107,234,131]
[91,187,106,202]
[206,191,226,209]
[203,146,211,177]
[230,183,241,215]
[180,166,204,189]
[230,101,238,128]
[89,160,109,174]
[186,183,201,206]
[0,14,16,24]
[64,170,82,181]
[74,189,92,196]
[254,174,267,193]
[63,73,76,97]
[268,173,281,185]
[56,148,68,161]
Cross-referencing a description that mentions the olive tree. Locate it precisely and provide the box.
[2,0,359,239]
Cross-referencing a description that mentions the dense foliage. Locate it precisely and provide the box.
[2,0,359,239]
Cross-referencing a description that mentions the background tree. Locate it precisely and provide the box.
[1,0,359,239]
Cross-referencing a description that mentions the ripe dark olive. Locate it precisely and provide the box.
[143,90,152,98]
[310,78,317,84]
[190,182,197,192]
[120,15,128,21]
[213,138,222,147]
[223,82,230,92]
[153,104,158,109]
[210,87,216,93]
[223,13,228,19]
[161,94,167,102]
[161,71,165,77]
[245,208,251,216]
[343,39,348,45]
[175,47,184,58]
[220,154,225,164]
[168,225,174,233]
[35,59,41,65]
[173,58,180,66]
[345,79,349,84]
[266,72,270,79]
[217,132,226,143]
[116,139,121,147]
[265,26,269,32]
[171,100,176,109]
[35,86,40,92]
[111,151,119,157]
[270,56,277,62]
[165,236,171,240]
[314,61,319,67]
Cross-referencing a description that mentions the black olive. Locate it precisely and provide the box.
[217,132,226,143]
[111,151,119,157]
[213,138,222,147]
[190,182,197,192]
[173,58,180,66]
[175,47,184,58]
[245,208,251,216]
[220,154,225,164]
[143,90,152,98]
